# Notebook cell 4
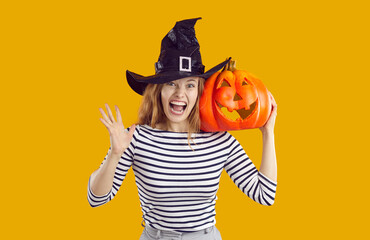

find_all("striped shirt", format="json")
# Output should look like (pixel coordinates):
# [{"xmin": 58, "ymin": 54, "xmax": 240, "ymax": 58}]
[{"xmin": 87, "ymin": 124, "xmax": 277, "ymax": 232}]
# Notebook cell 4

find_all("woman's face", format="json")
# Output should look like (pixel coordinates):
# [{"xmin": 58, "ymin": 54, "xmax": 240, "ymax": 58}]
[{"xmin": 161, "ymin": 77, "xmax": 200, "ymax": 128}]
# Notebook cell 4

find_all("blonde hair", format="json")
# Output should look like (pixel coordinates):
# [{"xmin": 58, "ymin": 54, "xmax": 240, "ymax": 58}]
[{"xmin": 137, "ymin": 77, "xmax": 205, "ymax": 148}]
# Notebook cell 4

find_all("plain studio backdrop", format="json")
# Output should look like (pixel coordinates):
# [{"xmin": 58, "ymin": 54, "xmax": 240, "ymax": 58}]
[{"xmin": 1, "ymin": 0, "xmax": 369, "ymax": 239}]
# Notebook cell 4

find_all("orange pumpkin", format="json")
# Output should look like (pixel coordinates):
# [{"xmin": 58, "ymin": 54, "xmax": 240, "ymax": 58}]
[{"xmin": 199, "ymin": 59, "xmax": 271, "ymax": 131}]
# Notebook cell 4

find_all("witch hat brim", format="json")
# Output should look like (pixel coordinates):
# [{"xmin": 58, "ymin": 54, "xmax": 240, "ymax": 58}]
[{"xmin": 127, "ymin": 57, "xmax": 231, "ymax": 95}]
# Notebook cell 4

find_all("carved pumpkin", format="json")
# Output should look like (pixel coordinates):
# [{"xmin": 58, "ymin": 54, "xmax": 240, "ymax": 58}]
[{"xmin": 199, "ymin": 59, "xmax": 271, "ymax": 131}]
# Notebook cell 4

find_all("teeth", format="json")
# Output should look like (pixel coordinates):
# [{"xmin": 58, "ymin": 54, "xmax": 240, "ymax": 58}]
[{"xmin": 170, "ymin": 101, "xmax": 186, "ymax": 106}]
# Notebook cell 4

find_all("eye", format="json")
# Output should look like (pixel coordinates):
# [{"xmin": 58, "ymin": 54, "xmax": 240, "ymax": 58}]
[
  {"xmin": 167, "ymin": 82, "xmax": 175, "ymax": 86},
  {"xmin": 242, "ymin": 78, "xmax": 248, "ymax": 86},
  {"xmin": 187, "ymin": 83, "xmax": 195, "ymax": 88}
]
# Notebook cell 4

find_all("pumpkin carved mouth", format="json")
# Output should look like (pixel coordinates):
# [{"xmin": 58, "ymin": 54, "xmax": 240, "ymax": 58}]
[{"xmin": 216, "ymin": 101, "xmax": 257, "ymax": 121}]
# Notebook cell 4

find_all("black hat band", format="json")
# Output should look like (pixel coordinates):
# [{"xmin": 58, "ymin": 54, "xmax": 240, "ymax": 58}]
[{"xmin": 155, "ymin": 56, "xmax": 205, "ymax": 75}]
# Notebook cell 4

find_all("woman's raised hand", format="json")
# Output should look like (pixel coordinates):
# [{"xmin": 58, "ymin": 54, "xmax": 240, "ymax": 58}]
[
  {"xmin": 259, "ymin": 91, "xmax": 277, "ymax": 134},
  {"xmin": 99, "ymin": 104, "xmax": 136, "ymax": 156}
]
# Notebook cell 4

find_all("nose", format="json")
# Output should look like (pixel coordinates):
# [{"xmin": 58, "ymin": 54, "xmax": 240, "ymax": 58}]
[{"xmin": 174, "ymin": 85, "xmax": 186, "ymax": 98}]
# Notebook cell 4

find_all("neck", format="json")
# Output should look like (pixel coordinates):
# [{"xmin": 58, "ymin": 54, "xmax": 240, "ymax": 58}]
[{"xmin": 158, "ymin": 121, "xmax": 189, "ymax": 132}]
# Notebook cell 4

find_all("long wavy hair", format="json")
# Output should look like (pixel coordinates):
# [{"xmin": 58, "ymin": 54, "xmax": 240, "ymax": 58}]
[{"xmin": 136, "ymin": 77, "xmax": 205, "ymax": 148}]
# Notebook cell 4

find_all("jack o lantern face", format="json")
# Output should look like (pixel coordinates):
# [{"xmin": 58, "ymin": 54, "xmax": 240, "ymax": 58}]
[
  {"xmin": 199, "ymin": 68, "xmax": 271, "ymax": 131},
  {"xmin": 214, "ymin": 76, "xmax": 258, "ymax": 121}
]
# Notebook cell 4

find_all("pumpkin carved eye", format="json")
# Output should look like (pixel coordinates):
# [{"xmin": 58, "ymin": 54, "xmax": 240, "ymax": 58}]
[
  {"xmin": 219, "ymin": 80, "xmax": 231, "ymax": 88},
  {"xmin": 242, "ymin": 79, "xmax": 248, "ymax": 86}
]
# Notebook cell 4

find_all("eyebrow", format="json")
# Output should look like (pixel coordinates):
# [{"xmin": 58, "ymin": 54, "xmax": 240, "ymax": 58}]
[{"xmin": 186, "ymin": 79, "xmax": 197, "ymax": 82}]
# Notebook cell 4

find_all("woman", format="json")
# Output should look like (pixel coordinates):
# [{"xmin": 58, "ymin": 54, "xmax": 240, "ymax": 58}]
[{"xmin": 87, "ymin": 18, "xmax": 277, "ymax": 239}]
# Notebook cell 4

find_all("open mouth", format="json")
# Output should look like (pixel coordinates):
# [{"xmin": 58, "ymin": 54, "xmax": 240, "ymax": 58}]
[
  {"xmin": 170, "ymin": 101, "xmax": 187, "ymax": 114},
  {"xmin": 216, "ymin": 101, "xmax": 257, "ymax": 121}
]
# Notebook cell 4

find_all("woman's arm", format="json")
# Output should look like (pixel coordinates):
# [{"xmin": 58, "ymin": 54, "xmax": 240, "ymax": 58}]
[
  {"xmin": 87, "ymin": 104, "xmax": 136, "ymax": 207},
  {"xmin": 259, "ymin": 92, "xmax": 277, "ymax": 182},
  {"xmin": 224, "ymin": 136, "xmax": 276, "ymax": 206},
  {"xmin": 87, "ymin": 147, "xmax": 134, "ymax": 207},
  {"xmin": 90, "ymin": 151, "xmax": 121, "ymax": 196},
  {"xmin": 259, "ymin": 131, "xmax": 277, "ymax": 182}
]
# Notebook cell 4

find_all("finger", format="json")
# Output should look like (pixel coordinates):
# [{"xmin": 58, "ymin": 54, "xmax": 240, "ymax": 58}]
[
  {"xmin": 99, "ymin": 117, "xmax": 111, "ymax": 129},
  {"xmin": 269, "ymin": 92, "xmax": 277, "ymax": 106},
  {"xmin": 266, "ymin": 92, "xmax": 277, "ymax": 116},
  {"xmin": 99, "ymin": 107, "xmax": 112, "ymax": 125},
  {"xmin": 269, "ymin": 102, "xmax": 276, "ymax": 115},
  {"xmin": 115, "ymin": 105, "xmax": 123, "ymax": 124},
  {"xmin": 105, "ymin": 103, "xmax": 115, "ymax": 123},
  {"xmin": 267, "ymin": 92, "xmax": 277, "ymax": 113},
  {"xmin": 127, "ymin": 124, "xmax": 136, "ymax": 139}
]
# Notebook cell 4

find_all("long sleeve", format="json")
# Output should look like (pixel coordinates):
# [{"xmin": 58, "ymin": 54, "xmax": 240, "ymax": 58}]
[
  {"xmin": 87, "ymin": 126, "xmax": 139, "ymax": 207},
  {"xmin": 224, "ymin": 134, "xmax": 277, "ymax": 206}
]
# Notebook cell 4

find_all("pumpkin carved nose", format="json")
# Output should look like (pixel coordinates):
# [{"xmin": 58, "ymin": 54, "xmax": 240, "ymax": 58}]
[{"xmin": 233, "ymin": 93, "xmax": 242, "ymax": 101}]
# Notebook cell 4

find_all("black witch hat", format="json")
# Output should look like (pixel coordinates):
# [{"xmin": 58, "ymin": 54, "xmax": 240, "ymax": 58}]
[{"xmin": 126, "ymin": 17, "xmax": 231, "ymax": 95}]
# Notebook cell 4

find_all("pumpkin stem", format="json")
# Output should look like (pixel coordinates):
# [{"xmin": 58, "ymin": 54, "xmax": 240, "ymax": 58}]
[{"xmin": 222, "ymin": 58, "xmax": 237, "ymax": 72}]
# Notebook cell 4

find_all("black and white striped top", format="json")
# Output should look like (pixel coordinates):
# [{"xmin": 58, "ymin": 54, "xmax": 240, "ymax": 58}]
[{"xmin": 87, "ymin": 124, "xmax": 277, "ymax": 232}]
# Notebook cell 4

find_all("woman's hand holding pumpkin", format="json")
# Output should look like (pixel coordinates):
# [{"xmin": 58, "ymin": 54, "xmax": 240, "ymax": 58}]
[
  {"xmin": 99, "ymin": 104, "xmax": 136, "ymax": 157},
  {"xmin": 259, "ymin": 92, "xmax": 277, "ymax": 134}
]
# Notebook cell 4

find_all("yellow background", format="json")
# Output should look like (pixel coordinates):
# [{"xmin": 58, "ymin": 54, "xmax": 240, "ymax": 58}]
[{"xmin": 1, "ymin": 0, "xmax": 369, "ymax": 239}]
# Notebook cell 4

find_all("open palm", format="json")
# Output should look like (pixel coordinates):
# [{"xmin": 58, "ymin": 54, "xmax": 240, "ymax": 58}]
[{"xmin": 99, "ymin": 104, "xmax": 136, "ymax": 156}]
